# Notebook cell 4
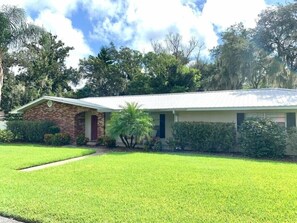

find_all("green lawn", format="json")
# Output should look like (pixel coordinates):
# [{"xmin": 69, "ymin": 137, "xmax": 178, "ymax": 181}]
[{"xmin": 0, "ymin": 144, "xmax": 297, "ymax": 222}]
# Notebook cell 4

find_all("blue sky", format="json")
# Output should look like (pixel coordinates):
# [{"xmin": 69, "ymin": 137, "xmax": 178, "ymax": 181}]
[{"xmin": 1, "ymin": 0, "xmax": 292, "ymax": 67}]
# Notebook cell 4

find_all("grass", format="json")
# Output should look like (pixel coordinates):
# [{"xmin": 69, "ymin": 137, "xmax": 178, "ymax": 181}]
[{"xmin": 0, "ymin": 144, "xmax": 297, "ymax": 222}]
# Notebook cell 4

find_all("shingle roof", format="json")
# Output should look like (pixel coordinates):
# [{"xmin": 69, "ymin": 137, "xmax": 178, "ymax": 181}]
[
  {"xmin": 80, "ymin": 88, "xmax": 297, "ymax": 111},
  {"xmin": 11, "ymin": 88, "xmax": 297, "ymax": 113}
]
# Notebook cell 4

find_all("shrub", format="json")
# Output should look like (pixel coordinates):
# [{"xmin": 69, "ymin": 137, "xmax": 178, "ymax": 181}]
[
  {"xmin": 172, "ymin": 122, "xmax": 236, "ymax": 152},
  {"xmin": 102, "ymin": 136, "xmax": 116, "ymax": 148},
  {"xmin": 165, "ymin": 137, "xmax": 179, "ymax": 151},
  {"xmin": 48, "ymin": 126, "xmax": 60, "ymax": 134},
  {"xmin": 52, "ymin": 133, "xmax": 71, "ymax": 146},
  {"xmin": 287, "ymin": 128, "xmax": 297, "ymax": 154},
  {"xmin": 44, "ymin": 133, "xmax": 71, "ymax": 146},
  {"xmin": 97, "ymin": 137, "xmax": 104, "ymax": 146},
  {"xmin": 7, "ymin": 120, "xmax": 59, "ymax": 143},
  {"xmin": 44, "ymin": 134, "xmax": 54, "ymax": 145},
  {"xmin": 76, "ymin": 134, "xmax": 89, "ymax": 146},
  {"xmin": 239, "ymin": 118, "xmax": 286, "ymax": 158},
  {"xmin": 0, "ymin": 130, "xmax": 14, "ymax": 143},
  {"xmin": 144, "ymin": 137, "xmax": 163, "ymax": 151},
  {"xmin": 4, "ymin": 113, "xmax": 23, "ymax": 121}
]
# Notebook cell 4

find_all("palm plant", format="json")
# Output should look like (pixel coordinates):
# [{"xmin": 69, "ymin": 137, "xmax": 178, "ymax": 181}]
[
  {"xmin": 107, "ymin": 102, "xmax": 153, "ymax": 149},
  {"xmin": 0, "ymin": 5, "xmax": 43, "ymax": 108}
]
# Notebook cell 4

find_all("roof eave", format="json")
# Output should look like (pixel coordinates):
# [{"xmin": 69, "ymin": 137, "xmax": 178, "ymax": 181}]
[{"xmin": 11, "ymin": 96, "xmax": 113, "ymax": 114}]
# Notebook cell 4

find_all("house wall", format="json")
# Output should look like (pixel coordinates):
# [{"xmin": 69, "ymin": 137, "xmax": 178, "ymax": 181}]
[
  {"xmin": 177, "ymin": 111, "xmax": 236, "ymax": 123},
  {"xmin": 23, "ymin": 101, "xmax": 104, "ymax": 142},
  {"xmin": 149, "ymin": 112, "xmax": 174, "ymax": 138}
]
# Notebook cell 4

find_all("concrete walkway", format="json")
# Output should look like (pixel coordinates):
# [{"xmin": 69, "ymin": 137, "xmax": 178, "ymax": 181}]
[
  {"xmin": 20, "ymin": 148, "xmax": 107, "ymax": 172},
  {"xmin": 0, "ymin": 216, "xmax": 23, "ymax": 223}
]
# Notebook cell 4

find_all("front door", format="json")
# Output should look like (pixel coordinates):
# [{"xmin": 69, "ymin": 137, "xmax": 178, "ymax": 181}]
[{"xmin": 91, "ymin": 115, "xmax": 98, "ymax": 141}]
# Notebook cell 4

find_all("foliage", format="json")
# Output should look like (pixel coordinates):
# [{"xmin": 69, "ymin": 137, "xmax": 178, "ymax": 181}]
[
  {"xmin": 140, "ymin": 52, "xmax": 201, "ymax": 94},
  {"xmin": 208, "ymin": 23, "xmax": 254, "ymax": 90},
  {"xmin": 4, "ymin": 112, "xmax": 22, "ymax": 121},
  {"xmin": 44, "ymin": 133, "xmax": 71, "ymax": 146},
  {"xmin": 198, "ymin": 2, "xmax": 297, "ymax": 91},
  {"xmin": 0, "ymin": 5, "xmax": 43, "ymax": 107},
  {"xmin": 253, "ymin": 2, "xmax": 297, "ymax": 88},
  {"xmin": 44, "ymin": 134, "xmax": 54, "ymax": 145},
  {"xmin": 151, "ymin": 32, "xmax": 203, "ymax": 64},
  {"xmin": 96, "ymin": 137, "xmax": 104, "ymax": 146},
  {"xmin": 78, "ymin": 43, "xmax": 143, "ymax": 97},
  {"xmin": 7, "ymin": 120, "xmax": 58, "ymax": 142},
  {"xmin": 1, "ymin": 145, "xmax": 297, "ymax": 222},
  {"xmin": 143, "ymin": 136, "xmax": 163, "ymax": 151},
  {"xmin": 76, "ymin": 134, "xmax": 89, "ymax": 146},
  {"xmin": 101, "ymin": 136, "xmax": 116, "ymax": 148},
  {"xmin": 0, "ymin": 129, "xmax": 14, "ymax": 142},
  {"xmin": 15, "ymin": 32, "xmax": 79, "ymax": 104},
  {"xmin": 172, "ymin": 122, "xmax": 236, "ymax": 152},
  {"xmin": 52, "ymin": 133, "xmax": 71, "ymax": 146},
  {"xmin": 239, "ymin": 118, "xmax": 287, "ymax": 158},
  {"xmin": 286, "ymin": 128, "xmax": 297, "ymax": 154},
  {"xmin": 107, "ymin": 102, "xmax": 153, "ymax": 149},
  {"xmin": 78, "ymin": 43, "xmax": 201, "ymax": 97},
  {"xmin": 165, "ymin": 137, "xmax": 177, "ymax": 151}
]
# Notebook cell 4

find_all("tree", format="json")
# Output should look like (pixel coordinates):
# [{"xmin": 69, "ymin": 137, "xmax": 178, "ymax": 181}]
[
  {"xmin": 107, "ymin": 102, "xmax": 153, "ymax": 149},
  {"xmin": 0, "ymin": 5, "xmax": 42, "ymax": 108},
  {"xmin": 142, "ymin": 52, "xmax": 201, "ymax": 93},
  {"xmin": 254, "ymin": 2, "xmax": 297, "ymax": 71},
  {"xmin": 209, "ymin": 23, "xmax": 252, "ymax": 90},
  {"xmin": 15, "ymin": 32, "xmax": 79, "ymax": 104},
  {"xmin": 1, "ymin": 54, "xmax": 24, "ymax": 112},
  {"xmin": 151, "ymin": 32, "xmax": 203, "ymax": 64},
  {"xmin": 253, "ymin": 2, "xmax": 297, "ymax": 88},
  {"xmin": 78, "ymin": 43, "xmax": 143, "ymax": 97}
]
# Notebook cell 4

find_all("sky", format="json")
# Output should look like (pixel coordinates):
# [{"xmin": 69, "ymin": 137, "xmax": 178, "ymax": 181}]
[{"xmin": 0, "ymin": 0, "xmax": 292, "ymax": 68}]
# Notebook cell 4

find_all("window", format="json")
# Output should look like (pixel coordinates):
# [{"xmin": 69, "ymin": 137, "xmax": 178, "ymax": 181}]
[
  {"xmin": 245, "ymin": 112, "xmax": 286, "ymax": 127},
  {"xmin": 237, "ymin": 113, "xmax": 245, "ymax": 129},
  {"xmin": 265, "ymin": 113, "xmax": 285, "ymax": 126},
  {"xmin": 287, "ymin": 113, "xmax": 296, "ymax": 128}
]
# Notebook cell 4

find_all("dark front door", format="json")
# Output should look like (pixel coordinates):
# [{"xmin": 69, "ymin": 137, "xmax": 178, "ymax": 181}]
[{"xmin": 91, "ymin": 115, "xmax": 98, "ymax": 141}]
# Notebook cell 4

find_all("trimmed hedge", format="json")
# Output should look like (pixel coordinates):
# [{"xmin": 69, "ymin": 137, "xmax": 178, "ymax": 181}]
[
  {"xmin": 239, "ymin": 118, "xmax": 286, "ymax": 158},
  {"xmin": 7, "ymin": 120, "xmax": 60, "ymax": 143},
  {"xmin": 172, "ymin": 122, "xmax": 236, "ymax": 152},
  {"xmin": 44, "ymin": 133, "xmax": 71, "ymax": 146}
]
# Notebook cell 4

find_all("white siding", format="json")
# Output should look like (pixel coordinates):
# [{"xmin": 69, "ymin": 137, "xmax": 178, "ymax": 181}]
[{"xmin": 178, "ymin": 111, "xmax": 236, "ymax": 123}]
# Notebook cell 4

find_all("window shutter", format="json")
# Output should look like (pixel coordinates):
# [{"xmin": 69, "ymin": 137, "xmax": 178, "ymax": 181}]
[
  {"xmin": 159, "ymin": 114, "xmax": 165, "ymax": 138},
  {"xmin": 237, "ymin": 113, "xmax": 245, "ymax": 129},
  {"xmin": 286, "ymin": 113, "xmax": 296, "ymax": 128}
]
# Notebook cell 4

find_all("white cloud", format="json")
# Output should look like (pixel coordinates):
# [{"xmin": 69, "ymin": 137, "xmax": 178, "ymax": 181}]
[
  {"xmin": 202, "ymin": 0, "xmax": 267, "ymax": 30},
  {"xmin": 34, "ymin": 10, "xmax": 92, "ymax": 68},
  {"xmin": 87, "ymin": 0, "xmax": 268, "ymax": 58},
  {"xmin": 1, "ymin": 0, "xmax": 271, "ymax": 64}
]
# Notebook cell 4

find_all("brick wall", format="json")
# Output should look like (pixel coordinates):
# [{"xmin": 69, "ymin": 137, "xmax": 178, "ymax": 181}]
[{"xmin": 23, "ymin": 101, "xmax": 105, "ymax": 142}]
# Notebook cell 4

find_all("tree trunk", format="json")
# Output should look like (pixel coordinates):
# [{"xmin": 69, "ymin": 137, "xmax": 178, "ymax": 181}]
[
  {"xmin": 120, "ymin": 134, "xmax": 128, "ymax": 148},
  {"xmin": 0, "ymin": 55, "xmax": 3, "ymax": 109}
]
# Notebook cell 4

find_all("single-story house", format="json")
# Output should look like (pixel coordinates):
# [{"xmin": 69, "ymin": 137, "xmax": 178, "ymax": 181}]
[{"xmin": 11, "ymin": 88, "xmax": 297, "ymax": 154}]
